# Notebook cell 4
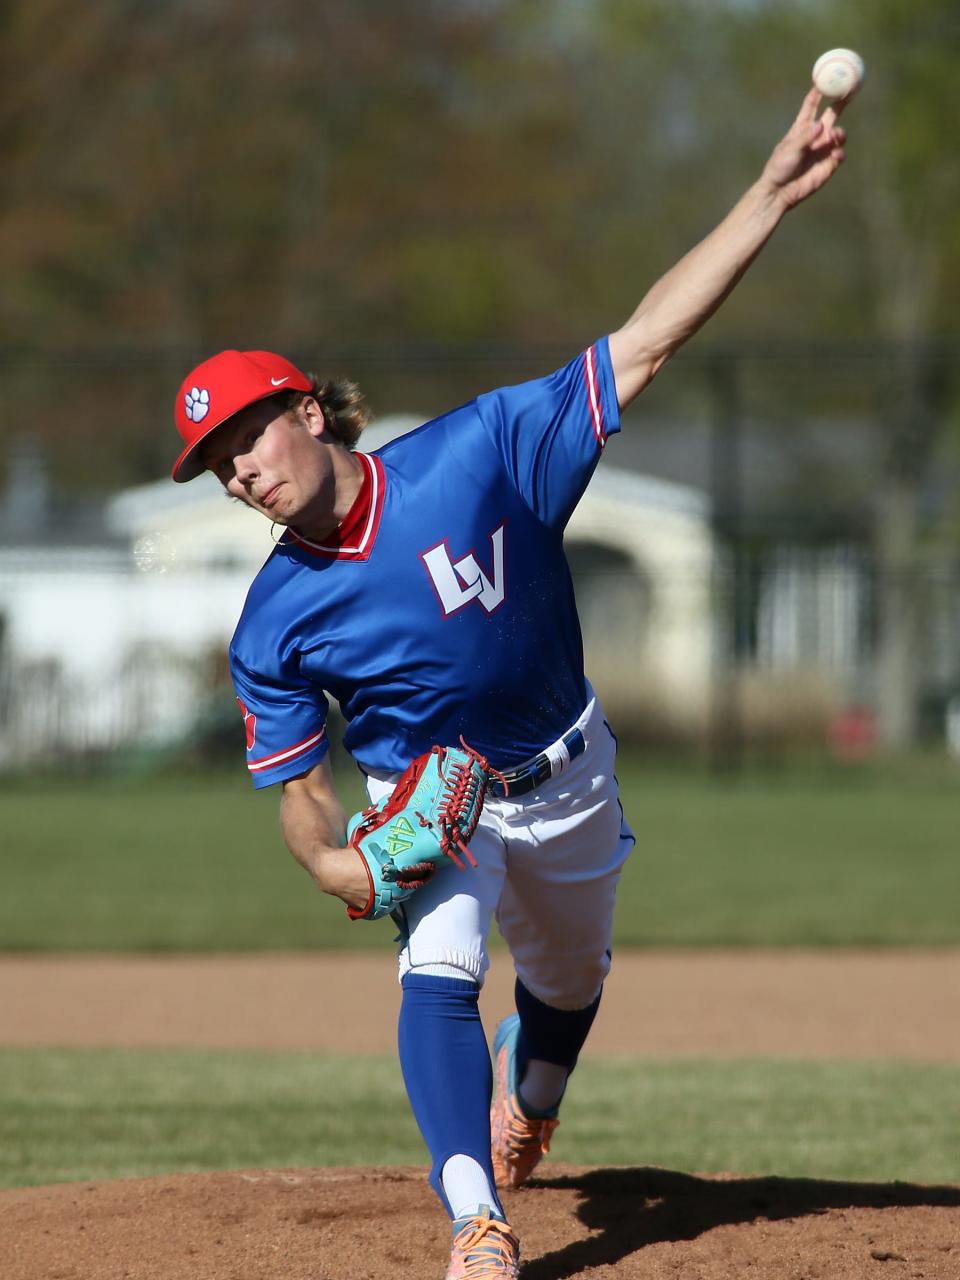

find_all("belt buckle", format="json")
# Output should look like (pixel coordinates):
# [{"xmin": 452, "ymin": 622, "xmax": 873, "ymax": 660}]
[
  {"xmin": 493, "ymin": 735, "xmax": 576, "ymax": 799},
  {"xmin": 492, "ymin": 752, "xmax": 547, "ymax": 798},
  {"xmin": 532, "ymin": 754, "xmax": 552, "ymax": 788},
  {"xmin": 490, "ymin": 767, "xmax": 518, "ymax": 798}
]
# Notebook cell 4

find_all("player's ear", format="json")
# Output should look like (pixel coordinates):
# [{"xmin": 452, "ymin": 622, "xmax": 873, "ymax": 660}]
[{"xmin": 299, "ymin": 396, "xmax": 329, "ymax": 441}]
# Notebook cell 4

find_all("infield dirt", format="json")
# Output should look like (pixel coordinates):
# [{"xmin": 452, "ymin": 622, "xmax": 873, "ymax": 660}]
[
  {"xmin": 4, "ymin": 949, "xmax": 959, "ymax": 1278},
  {"xmin": 5, "ymin": 948, "xmax": 960, "ymax": 1058},
  {"xmin": 4, "ymin": 1165, "xmax": 960, "ymax": 1280}
]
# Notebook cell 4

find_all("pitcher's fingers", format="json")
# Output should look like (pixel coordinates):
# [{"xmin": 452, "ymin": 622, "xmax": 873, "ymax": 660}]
[
  {"xmin": 799, "ymin": 86, "xmax": 823, "ymax": 125},
  {"xmin": 800, "ymin": 87, "xmax": 823, "ymax": 118},
  {"xmin": 810, "ymin": 121, "xmax": 846, "ymax": 154},
  {"xmin": 819, "ymin": 97, "xmax": 848, "ymax": 130}
]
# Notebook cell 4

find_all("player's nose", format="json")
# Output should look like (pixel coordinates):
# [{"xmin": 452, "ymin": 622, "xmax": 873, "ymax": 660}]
[{"xmin": 234, "ymin": 451, "xmax": 259, "ymax": 484}]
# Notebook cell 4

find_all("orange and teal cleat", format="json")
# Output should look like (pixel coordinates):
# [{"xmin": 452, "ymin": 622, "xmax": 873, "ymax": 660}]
[
  {"xmin": 445, "ymin": 1205, "xmax": 520, "ymax": 1279},
  {"xmin": 490, "ymin": 1014, "xmax": 559, "ymax": 1189}
]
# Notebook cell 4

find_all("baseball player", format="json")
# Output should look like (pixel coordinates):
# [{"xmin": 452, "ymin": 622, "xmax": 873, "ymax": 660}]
[{"xmin": 171, "ymin": 92, "xmax": 846, "ymax": 1279}]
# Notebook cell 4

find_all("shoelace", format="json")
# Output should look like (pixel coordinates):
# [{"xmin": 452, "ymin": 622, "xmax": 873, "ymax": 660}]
[
  {"xmin": 502, "ymin": 1093, "xmax": 559, "ymax": 1160},
  {"xmin": 451, "ymin": 1216, "xmax": 519, "ymax": 1278}
]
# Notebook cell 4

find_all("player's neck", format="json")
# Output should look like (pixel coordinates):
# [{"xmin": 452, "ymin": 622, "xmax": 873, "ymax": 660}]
[{"xmin": 294, "ymin": 448, "xmax": 365, "ymax": 543}]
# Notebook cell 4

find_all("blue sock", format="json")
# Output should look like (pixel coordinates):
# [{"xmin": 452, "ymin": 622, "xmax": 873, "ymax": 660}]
[
  {"xmin": 398, "ymin": 973, "xmax": 503, "ymax": 1218},
  {"xmin": 515, "ymin": 977, "xmax": 602, "ymax": 1080}
]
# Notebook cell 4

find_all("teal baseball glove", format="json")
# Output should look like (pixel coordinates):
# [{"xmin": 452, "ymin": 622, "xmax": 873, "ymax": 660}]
[{"xmin": 346, "ymin": 740, "xmax": 502, "ymax": 921}]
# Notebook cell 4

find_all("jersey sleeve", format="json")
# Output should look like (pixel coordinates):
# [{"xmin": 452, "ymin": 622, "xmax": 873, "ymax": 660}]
[
  {"xmin": 473, "ymin": 336, "xmax": 621, "ymax": 530},
  {"xmin": 230, "ymin": 648, "xmax": 330, "ymax": 790}
]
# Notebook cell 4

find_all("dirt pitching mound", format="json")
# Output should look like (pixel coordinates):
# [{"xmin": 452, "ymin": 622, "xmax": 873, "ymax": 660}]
[{"xmin": 4, "ymin": 1165, "xmax": 959, "ymax": 1280}]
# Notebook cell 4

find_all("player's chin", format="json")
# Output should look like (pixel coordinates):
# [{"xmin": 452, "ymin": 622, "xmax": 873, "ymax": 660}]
[
  {"xmin": 261, "ymin": 509, "xmax": 293, "ymax": 527},
  {"xmin": 254, "ymin": 492, "xmax": 297, "ymax": 525}
]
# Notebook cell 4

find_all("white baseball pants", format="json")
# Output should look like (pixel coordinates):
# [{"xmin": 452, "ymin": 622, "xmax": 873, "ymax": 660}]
[{"xmin": 364, "ymin": 691, "xmax": 635, "ymax": 1011}]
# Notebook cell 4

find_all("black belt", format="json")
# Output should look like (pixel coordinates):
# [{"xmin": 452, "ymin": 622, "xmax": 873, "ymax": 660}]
[{"xmin": 489, "ymin": 727, "xmax": 586, "ymax": 799}]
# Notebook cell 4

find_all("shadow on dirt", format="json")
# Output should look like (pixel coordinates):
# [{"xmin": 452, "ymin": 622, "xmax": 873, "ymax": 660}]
[{"xmin": 520, "ymin": 1167, "xmax": 960, "ymax": 1280}]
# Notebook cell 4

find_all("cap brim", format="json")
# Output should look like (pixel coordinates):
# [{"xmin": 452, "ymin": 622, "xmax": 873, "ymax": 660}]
[{"xmin": 171, "ymin": 431, "xmax": 215, "ymax": 483}]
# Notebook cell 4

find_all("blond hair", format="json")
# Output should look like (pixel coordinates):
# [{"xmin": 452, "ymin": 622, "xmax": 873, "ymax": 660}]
[{"xmin": 274, "ymin": 375, "xmax": 369, "ymax": 450}]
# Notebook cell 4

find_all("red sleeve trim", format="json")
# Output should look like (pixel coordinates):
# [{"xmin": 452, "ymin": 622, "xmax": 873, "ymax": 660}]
[
  {"xmin": 582, "ymin": 345, "xmax": 606, "ymax": 449},
  {"xmin": 247, "ymin": 727, "xmax": 327, "ymax": 773}
]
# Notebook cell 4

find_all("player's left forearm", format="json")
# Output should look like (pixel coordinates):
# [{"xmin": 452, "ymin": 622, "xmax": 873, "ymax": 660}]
[{"xmin": 608, "ymin": 176, "xmax": 786, "ymax": 409}]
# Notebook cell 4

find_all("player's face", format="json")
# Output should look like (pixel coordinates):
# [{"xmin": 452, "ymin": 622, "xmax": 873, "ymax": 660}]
[{"xmin": 202, "ymin": 398, "xmax": 339, "ymax": 535}]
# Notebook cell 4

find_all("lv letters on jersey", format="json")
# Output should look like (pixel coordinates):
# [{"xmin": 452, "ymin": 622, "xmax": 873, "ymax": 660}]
[{"xmin": 420, "ymin": 523, "xmax": 506, "ymax": 617}]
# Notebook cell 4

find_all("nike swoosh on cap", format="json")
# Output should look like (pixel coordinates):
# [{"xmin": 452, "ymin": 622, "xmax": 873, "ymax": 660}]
[{"xmin": 271, "ymin": 376, "xmax": 289, "ymax": 386}]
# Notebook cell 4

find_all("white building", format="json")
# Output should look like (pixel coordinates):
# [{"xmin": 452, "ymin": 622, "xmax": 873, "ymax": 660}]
[{"xmin": 0, "ymin": 417, "xmax": 714, "ymax": 761}]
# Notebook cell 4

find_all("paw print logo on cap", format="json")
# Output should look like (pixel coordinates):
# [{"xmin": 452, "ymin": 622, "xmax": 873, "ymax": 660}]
[{"xmin": 184, "ymin": 387, "xmax": 210, "ymax": 423}]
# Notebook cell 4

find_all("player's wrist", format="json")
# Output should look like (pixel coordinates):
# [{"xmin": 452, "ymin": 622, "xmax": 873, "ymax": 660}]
[
  {"xmin": 749, "ymin": 173, "xmax": 791, "ymax": 220},
  {"xmin": 312, "ymin": 843, "xmax": 372, "ymax": 910}
]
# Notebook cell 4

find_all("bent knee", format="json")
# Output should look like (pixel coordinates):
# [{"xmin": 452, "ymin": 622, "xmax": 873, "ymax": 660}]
[{"xmin": 515, "ymin": 947, "xmax": 612, "ymax": 1011}]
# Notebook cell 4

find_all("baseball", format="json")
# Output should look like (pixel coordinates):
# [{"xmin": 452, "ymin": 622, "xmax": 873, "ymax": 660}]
[{"xmin": 812, "ymin": 48, "xmax": 865, "ymax": 100}]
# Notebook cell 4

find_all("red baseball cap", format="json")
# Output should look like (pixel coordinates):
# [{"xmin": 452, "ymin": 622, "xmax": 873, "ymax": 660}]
[{"xmin": 171, "ymin": 349, "xmax": 313, "ymax": 482}]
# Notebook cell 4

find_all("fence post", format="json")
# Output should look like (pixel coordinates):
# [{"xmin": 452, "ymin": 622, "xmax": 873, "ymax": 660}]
[
  {"xmin": 709, "ymin": 352, "xmax": 744, "ymax": 772},
  {"xmin": 875, "ymin": 343, "xmax": 946, "ymax": 749}
]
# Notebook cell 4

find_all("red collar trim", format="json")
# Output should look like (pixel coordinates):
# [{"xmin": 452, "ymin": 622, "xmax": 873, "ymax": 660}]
[{"xmin": 285, "ymin": 453, "xmax": 385, "ymax": 562}]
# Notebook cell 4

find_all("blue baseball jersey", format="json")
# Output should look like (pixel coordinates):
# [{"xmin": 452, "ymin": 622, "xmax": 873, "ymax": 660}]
[{"xmin": 230, "ymin": 338, "xmax": 621, "ymax": 788}]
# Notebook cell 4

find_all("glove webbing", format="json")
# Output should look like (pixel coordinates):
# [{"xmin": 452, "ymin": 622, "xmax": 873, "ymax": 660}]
[{"xmin": 426, "ymin": 738, "xmax": 506, "ymax": 867}]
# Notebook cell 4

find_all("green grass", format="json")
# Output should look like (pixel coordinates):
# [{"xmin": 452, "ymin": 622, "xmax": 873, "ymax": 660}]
[
  {"xmin": 613, "ymin": 757, "xmax": 960, "ymax": 946},
  {"xmin": 1, "ymin": 1047, "xmax": 957, "ymax": 1190},
  {"xmin": 1, "ymin": 756, "xmax": 959, "ymax": 949}
]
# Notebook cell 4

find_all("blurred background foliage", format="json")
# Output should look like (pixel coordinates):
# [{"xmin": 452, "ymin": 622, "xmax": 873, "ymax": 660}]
[{"xmin": 1, "ymin": 0, "xmax": 959, "ymax": 488}]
